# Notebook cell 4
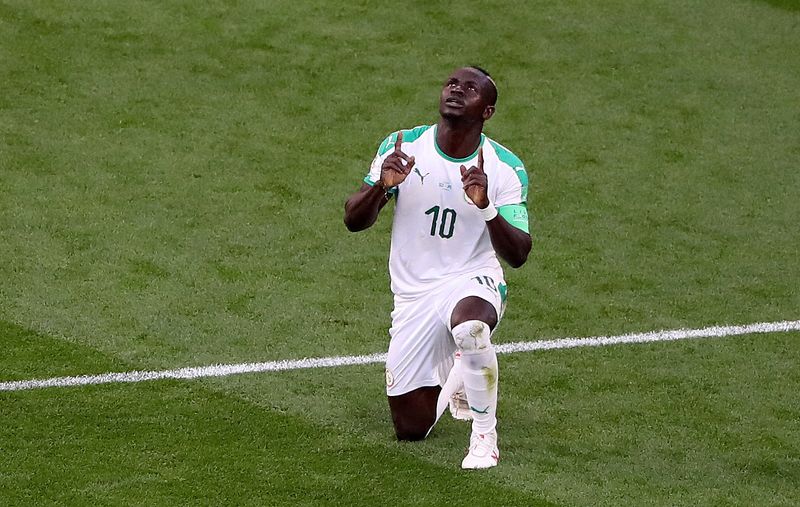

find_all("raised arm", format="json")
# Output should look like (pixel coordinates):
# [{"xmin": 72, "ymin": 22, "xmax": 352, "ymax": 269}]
[
  {"xmin": 483, "ymin": 209, "xmax": 532, "ymax": 268},
  {"xmin": 344, "ymin": 182, "xmax": 392, "ymax": 232},
  {"xmin": 460, "ymin": 148, "xmax": 531, "ymax": 268},
  {"xmin": 344, "ymin": 132, "xmax": 415, "ymax": 232}
]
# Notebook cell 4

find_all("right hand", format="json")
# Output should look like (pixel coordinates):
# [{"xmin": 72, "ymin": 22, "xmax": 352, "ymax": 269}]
[{"xmin": 380, "ymin": 131, "xmax": 415, "ymax": 188}]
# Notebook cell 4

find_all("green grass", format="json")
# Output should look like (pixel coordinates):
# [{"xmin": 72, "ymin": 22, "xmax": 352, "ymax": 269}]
[{"xmin": 1, "ymin": 0, "xmax": 799, "ymax": 505}]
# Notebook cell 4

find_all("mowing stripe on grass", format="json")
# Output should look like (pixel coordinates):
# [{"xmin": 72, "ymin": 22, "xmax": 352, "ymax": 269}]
[{"xmin": 2, "ymin": 320, "xmax": 798, "ymax": 392}]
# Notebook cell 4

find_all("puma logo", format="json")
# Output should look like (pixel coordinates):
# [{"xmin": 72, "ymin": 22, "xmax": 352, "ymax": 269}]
[{"xmin": 413, "ymin": 168, "xmax": 430, "ymax": 184}]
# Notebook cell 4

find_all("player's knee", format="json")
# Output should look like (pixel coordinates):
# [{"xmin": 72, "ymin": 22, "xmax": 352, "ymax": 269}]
[
  {"xmin": 452, "ymin": 320, "xmax": 492, "ymax": 354},
  {"xmin": 393, "ymin": 421, "xmax": 429, "ymax": 442}
]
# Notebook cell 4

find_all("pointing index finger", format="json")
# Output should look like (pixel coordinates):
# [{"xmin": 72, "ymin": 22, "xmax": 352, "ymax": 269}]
[
  {"xmin": 394, "ymin": 131, "xmax": 404, "ymax": 153},
  {"xmin": 477, "ymin": 147, "xmax": 484, "ymax": 173}
]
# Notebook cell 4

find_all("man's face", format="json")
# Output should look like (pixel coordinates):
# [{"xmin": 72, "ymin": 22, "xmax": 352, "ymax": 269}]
[{"xmin": 439, "ymin": 67, "xmax": 495, "ymax": 122}]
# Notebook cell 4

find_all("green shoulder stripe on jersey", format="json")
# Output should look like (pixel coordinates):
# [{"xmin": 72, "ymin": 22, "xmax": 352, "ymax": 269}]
[
  {"xmin": 488, "ymin": 139, "xmax": 523, "ymax": 168},
  {"xmin": 363, "ymin": 176, "xmax": 398, "ymax": 195},
  {"xmin": 488, "ymin": 139, "xmax": 528, "ymax": 203},
  {"xmin": 377, "ymin": 125, "xmax": 432, "ymax": 156},
  {"xmin": 498, "ymin": 203, "xmax": 529, "ymax": 233}
]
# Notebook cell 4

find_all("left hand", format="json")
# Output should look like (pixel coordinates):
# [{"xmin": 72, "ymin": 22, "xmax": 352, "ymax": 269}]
[{"xmin": 460, "ymin": 148, "xmax": 489, "ymax": 209}]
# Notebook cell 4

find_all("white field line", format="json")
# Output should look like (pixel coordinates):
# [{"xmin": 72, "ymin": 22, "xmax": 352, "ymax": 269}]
[{"xmin": 1, "ymin": 320, "xmax": 798, "ymax": 392}]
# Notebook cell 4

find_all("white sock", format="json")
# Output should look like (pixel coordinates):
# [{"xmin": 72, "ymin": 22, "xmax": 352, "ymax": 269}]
[
  {"xmin": 452, "ymin": 321, "xmax": 498, "ymax": 435},
  {"xmin": 426, "ymin": 353, "xmax": 463, "ymax": 437}
]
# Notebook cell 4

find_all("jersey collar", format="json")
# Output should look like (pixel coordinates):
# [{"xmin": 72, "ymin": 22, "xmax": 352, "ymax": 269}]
[{"xmin": 433, "ymin": 126, "xmax": 486, "ymax": 163}]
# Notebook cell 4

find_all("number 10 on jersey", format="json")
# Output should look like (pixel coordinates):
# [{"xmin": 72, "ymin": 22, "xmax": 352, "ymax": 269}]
[{"xmin": 425, "ymin": 206, "xmax": 457, "ymax": 239}]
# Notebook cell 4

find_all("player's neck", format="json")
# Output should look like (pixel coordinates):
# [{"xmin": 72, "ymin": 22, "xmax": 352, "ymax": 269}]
[{"xmin": 436, "ymin": 118, "xmax": 483, "ymax": 160}]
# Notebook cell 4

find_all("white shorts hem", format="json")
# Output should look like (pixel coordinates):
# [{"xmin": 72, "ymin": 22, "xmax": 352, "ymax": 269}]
[{"xmin": 386, "ymin": 379, "xmax": 442, "ymax": 397}]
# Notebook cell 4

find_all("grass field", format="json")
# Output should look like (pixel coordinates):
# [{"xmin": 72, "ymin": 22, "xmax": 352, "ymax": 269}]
[{"xmin": 1, "ymin": 0, "xmax": 799, "ymax": 505}]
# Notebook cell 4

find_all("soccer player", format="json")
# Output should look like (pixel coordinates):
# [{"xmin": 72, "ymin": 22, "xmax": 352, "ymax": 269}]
[{"xmin": 344, "ymin": 66, "xmax": 531, "ymax": 469}]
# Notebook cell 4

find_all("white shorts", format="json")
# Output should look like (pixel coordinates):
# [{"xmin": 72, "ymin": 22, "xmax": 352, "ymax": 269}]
[{"xmin": 385, "ymin": 269, "xmax": 507, "ymax": 396}]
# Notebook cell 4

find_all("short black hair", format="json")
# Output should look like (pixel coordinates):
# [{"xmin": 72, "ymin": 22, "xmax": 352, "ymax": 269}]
[{"xmin": 468, "ymin": 65, "xmax": 498, "ymax": 106}]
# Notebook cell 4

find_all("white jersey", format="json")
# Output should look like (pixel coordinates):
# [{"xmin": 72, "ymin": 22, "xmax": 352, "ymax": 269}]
[{"xmin": 365, "ymin": 125, "xmax": 529, "ymax": 298}]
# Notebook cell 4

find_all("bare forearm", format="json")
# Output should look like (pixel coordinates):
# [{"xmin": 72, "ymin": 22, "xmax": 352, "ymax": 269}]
[
  {"xmin": 344, "ymin": 184, "xmax": 389, "ymax": 232},
  {"xmin": 486, "ymin": 217, "xmax": 531, "ymax": 268}
]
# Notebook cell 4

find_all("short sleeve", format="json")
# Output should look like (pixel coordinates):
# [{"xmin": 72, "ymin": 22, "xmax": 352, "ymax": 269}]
[
  {"xmin": 488, "ymin": 139, "xmax": 528, "ymax": 207},
  {"xmin": 494, "ymin": 163, "xmax": 528, "ymax": 207},
  {"xmin": 364, "ymin": 131, "xmax": 401, "ymax": 194}
]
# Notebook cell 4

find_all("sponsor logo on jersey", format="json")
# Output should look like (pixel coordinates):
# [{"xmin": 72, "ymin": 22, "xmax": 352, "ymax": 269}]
[
  {"xmin": 439, "ymin": 181, "xmax": 452, "ymax": 191},
  {"xmin": 385, "ymin": 368, "xmax": 395, "ymax": 388},
  {"xmin": 413, "ymin": 168, "xmax": 429, "ymax": 185}
]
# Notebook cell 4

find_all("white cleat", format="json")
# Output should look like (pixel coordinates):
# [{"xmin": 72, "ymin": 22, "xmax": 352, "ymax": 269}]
[
  {"xmin": 448, "ymin": 389, "xmax": 473, "ymax": 421},
  {"xmin": 461, "ymin": 430, "xmax": 499, "ymax": 469}
]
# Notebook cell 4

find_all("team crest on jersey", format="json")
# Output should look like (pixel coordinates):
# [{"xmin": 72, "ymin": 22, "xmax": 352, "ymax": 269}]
[
  {"xmin": 385, "ymin": 368, "xmax": 395, "ymax": 388},
  {"xmin": 439, "ymin": 182, "xmax": 452, "ymax": 191}
]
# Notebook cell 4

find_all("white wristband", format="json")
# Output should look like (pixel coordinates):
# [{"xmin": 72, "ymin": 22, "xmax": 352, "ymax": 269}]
[{"xmin": 478, "ymin": 202, "xmax": 498, "ymax": 221}]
